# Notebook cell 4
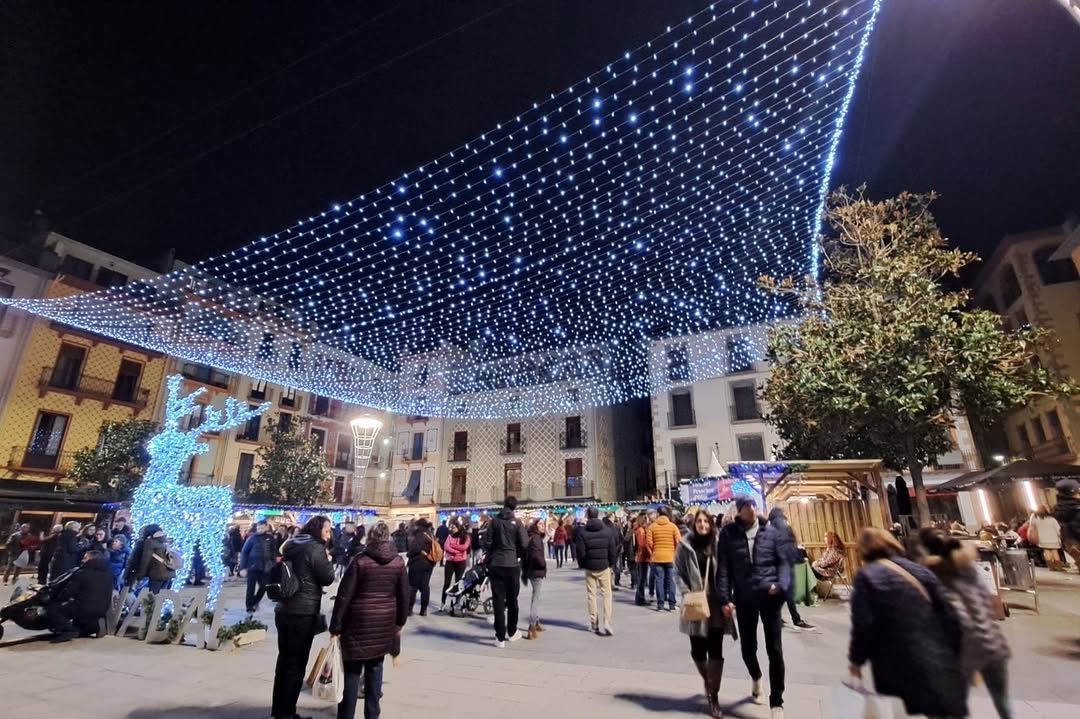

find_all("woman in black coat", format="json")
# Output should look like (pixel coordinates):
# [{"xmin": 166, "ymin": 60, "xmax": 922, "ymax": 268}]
[
  {"xmin": 406, "ymin": 520, "xmax": 435, "ymax": 616},
  {"xmin": 848, "ymin": 528, "xmax": 967, "ymax": 718},
  {"xmin": 271, "ymin": 515, "xmax": 336, "ymax": 719},
  {"xmin": 330, "ymin": 522, "xmax": 409, "ymax": 719},
  {"xmin": 523, "ymin": 518, "xmax": 547, "ymax": 639},
  {"xmin": 49, "ymin": 522, "xmax": 82, "ymax": 579}
]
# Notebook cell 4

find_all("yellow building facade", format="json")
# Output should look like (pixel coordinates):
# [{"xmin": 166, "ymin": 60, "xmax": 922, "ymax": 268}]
[{"xmin": 0, "ymin": 275, "xmax": 168, "ymax": 486}]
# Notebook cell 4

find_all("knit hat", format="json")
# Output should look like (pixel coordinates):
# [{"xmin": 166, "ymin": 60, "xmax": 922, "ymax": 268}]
[{"xmin": 1055, "ymin": 478, "xmax": 1080, "ymax": 497}]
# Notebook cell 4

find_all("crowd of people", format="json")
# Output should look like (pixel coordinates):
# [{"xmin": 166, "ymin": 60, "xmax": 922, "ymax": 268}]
[{"xmin": 4, "ymin": 480, "xmax": 1079, "ymax": 719}]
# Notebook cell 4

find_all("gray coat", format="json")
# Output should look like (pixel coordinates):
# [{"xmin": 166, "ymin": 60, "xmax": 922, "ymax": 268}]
[{"xmin": 674, "ymin": 535, "xmax": 729, "ymax": 637}]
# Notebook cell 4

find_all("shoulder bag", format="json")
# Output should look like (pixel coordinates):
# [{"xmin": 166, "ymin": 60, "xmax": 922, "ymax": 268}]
[{"xmin": 681, "ymin": 556, "xmax": 712, "ymax": 622}]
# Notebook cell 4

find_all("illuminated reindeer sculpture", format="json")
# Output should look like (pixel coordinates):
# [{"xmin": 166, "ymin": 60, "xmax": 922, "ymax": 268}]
[{"xmin": 130, "ymin": 374, "xmax": 270, "ymax": 605}]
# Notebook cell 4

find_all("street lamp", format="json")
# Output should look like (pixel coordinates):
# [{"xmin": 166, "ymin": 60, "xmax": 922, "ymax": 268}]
[{"xmin": 350, "ymin": 416, "xmax": 383, "ymax": 503}]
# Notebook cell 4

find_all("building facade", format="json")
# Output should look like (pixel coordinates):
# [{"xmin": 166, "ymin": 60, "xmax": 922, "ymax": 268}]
[{"xmin": 974, "ymin": 224, "xmax": 1080, "ymax": 465}]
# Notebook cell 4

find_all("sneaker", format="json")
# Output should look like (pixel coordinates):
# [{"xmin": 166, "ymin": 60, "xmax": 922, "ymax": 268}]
[
  {"xmin": 592, "ymin": 624, "xmax": 601, "ymax": 635},
  {"xmin": 770, "ymin": 708, "xmax": 784, "ymax": 719},
  {"xmin": 507, "ymin": 631, "xmax": 521, "ymax": 642},
  {"xmin": 602, "ymin": 624, "xmax": 614, "ymax": 637},
  {"xmin": 494, "ymin": 639, "xmax": 506, "ymax": 649},
  {"xmin": 794, "ymin": 619, "xmax": 816, "ymax": 631},
  {"xmin": 751, "ymin": 678, "xmax": 764, "ymax": 703}
]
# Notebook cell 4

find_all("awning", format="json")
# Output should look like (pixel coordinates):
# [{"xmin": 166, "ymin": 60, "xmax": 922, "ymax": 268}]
[{"xmin": 928, "ymin": 460, "xmax": 1080, "ymax": 493}]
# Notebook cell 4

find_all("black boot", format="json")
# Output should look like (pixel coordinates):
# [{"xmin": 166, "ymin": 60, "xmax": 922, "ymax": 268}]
[
  {"xmin": 693, "ymin": 660, "xmax": 712, "ymax": 715},
  {"xmin": 707, "ymin": 659, "xmax": 725, "ymax": 718}
]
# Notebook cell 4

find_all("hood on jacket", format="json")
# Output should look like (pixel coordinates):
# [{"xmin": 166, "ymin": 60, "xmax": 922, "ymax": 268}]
[
  {"xmin": 141, "ymin": 523, "xmax": 163, "ymax": 540},
  {"xmin": 282, "ymin": 533, "xmax": 317, "ymax": 559},
  {"xmin": 364, "ymin": 540, "xmax": 399, "ymax": 565},
  {"xmin": 497, "ymin": 508, "xmax": 515, "ymax": 521},
  {"xmin": 584, "ymin": 518, "xmax": 606, "ymax": 532},
  {"xmin": 654, "ymin": 516, "xmax": 673, "ymax": 527}
]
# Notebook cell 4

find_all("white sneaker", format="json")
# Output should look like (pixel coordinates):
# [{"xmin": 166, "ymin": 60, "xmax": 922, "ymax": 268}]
[
  {"xmin": 494, "ymin": 639, "xmax": 506, "ymax": 649},
  {"xmin": 602, "ymin": 624, "xmax": 614, "ymax": 636},
  {"xmin": 770, "ymin": 707, "xmax": 784, "ymax": 719},
  {"xmin": 507, "ymin": 630, "xmax": 521, "ymax": 642},
  {"xmin": 751, "ymin": 678, "xmax": 764, "ymax": 703}
]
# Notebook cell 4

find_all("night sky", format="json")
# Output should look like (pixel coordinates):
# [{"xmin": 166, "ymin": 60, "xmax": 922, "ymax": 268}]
[{"xmin": 2, "ymin": 0, "xmax": 1079, "ymax": 270}]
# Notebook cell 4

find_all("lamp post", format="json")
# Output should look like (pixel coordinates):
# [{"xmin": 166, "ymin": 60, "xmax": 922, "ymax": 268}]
[{"xmin": 350, "ymin": 416, "xmax": 382, "ymax": 504}]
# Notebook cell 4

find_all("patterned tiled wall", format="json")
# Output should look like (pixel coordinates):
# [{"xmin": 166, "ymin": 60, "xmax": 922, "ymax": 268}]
[{"xmin": 0, "ymin": 279, "xmax": 168, "ymax": 483}]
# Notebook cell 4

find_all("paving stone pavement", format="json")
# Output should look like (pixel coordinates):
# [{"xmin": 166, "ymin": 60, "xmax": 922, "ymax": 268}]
[{"xmin": 1, "ymin": 563, "xmax": 1079, "ymax": 718}]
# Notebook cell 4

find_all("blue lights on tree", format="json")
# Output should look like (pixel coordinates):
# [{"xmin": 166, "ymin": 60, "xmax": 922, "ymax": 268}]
[
  {"xmin": 0, "ymin": 1, "xmax": 883, "ymax": 419},
  {"xmin": 130, "ymin": 375, "xmax": 270, "ymax": 605}
]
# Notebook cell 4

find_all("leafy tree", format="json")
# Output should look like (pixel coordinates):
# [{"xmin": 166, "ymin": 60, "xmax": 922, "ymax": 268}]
[
  {"xmin": 760, "ymin": 189, "xmax": 1074, "ymax": 526},
  {"xmin": 70, "ymin": 419, "xmax": 158, "ymax": 499},
  {"xmin": 248, "ymin": 419, "xmax": 332, "ymax": 505}
]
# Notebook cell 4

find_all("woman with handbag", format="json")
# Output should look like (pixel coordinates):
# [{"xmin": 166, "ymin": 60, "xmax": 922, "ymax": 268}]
[{"xmin": 675, "ymin": 508, "xmax": 731, "ymax": 718}]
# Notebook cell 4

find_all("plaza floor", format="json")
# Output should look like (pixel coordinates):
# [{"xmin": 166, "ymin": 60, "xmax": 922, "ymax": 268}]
[{"xmin": 1, "ymin": 564, "xmax": 1079, "ymax": 718}]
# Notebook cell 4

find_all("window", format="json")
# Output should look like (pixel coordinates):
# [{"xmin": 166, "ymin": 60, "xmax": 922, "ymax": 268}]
[
  {"xmin": 452, "ymin": 431, "xmax": 469, "ymax": 462},
  {"xmin": 334, "ymin": 475, "xmax": 346, "ymax": 503},
  {"xmin": 311, "ymin": 395, "xmax": 331, "ymax": 417},
  {"xmin": 235, "ymin": 453, "xmax": 255, "ymax": 495},
  {"xmin": 417, "ymin": 365, "xmax": 429, "ymax": 387},
  {"xmin": 1000, "ymin": 266, "xmax": 1022, "ymax": 308},
  {"xmin": 1016, "ymin": 424, "xmax": 1033, "ymax": 454},
  {"xmin": 238, "ymin": 405, "xmax": 262, "ymax": 441},
  {"xmin": 666, "ymin": 344, "xmax": 691, "ymax": 382},
  {"xmin": 257, "ymin": 332, "xmax": 275, "ymax": 360},
  {"xmin": 0, "ymin": 281, "xmax": 13, "ymax": 326},
  {"xmin": 1033, "ymin": 246, "xmax": 1079, "ymax": 285},
  {"xmin": 310, "ymin": 427, "xmax": 327, "ymax": 451},
  {"xmin": 669, "ymin": 389, "xmax": 695, "ymax": 427},
  {"xmin": 409, "ymin": 431, "xmax": 425, "ymax": 461},
  {"xmin": 25, "ymin": 412, "xmax": 69, "ymax": 469},
  {"xmin": 731, "ymin": 383, "xmax": 760, "ymax": 421},
  {"xmin": 504, "ymin": 463, "xmax": 523, "ymax": 496},
  {"xmin": 180, "ymin": 362, "xmax": 230, "ymax": 388},
  {"xmin": 278, "ymin": 412, "xmax": 293, "ymax": 433},
  {"xmin": 727, "ymin": 336, "xmax": 755, "ymax": 373},
  {"xmin": 281, "ymin": 387, "xmax": 297, "ymax": 408},
  {"xmin": 565, "ymin": 458, "xmax": 584, "ymax": 496},
  {"xmin": 183, "ymin": 403, "xmax": 209, "ymax": 432},
  {"xmin": 49, "ymin": 343, "xmax": 87, "ymax": 390},
  {"xmin": 1047, "ymin": 409, "xmax": 1064, "ymax": 438},
  {"xmin": 112, "ymin": 359, "xmax": 143, "ymax": 404},
  {"xmin": 1031, "ymin": 418, "xmax": 1048, "ymax": 445},
  {"xmin": 505, "ymin": 423, "xmax": 523, "ymax": 454},
  {"xmin": 288, "ymin": 342, "xmax": 302, "ymax": 372},
  {"xmin": 563, "ymin": 416, "xmax": 583, "ymax": 449},
  {"xmin": 451, "ymin": 468, "xmax": 468, "ymax": 504},
  {"xmin": 737, "ymin": 434, "xmax": 766, "ymax": 461},
  {"xmin": 249, "ymin": 379, "xmax": 267, "ymax": 400},
  {"xmin": 673, "ymin": 441, "xmax": 699, "ymax": 480},
  {"xmin": 95, "ymin": 267, "xmax": 128, "ymax": 288},
  {"xmin": 335, "ymin": 434, "xmax": 352, "ymax": 470},
  {"xmin": 59, "ymin": 255, "xmax": 94, "ymax": 281}
]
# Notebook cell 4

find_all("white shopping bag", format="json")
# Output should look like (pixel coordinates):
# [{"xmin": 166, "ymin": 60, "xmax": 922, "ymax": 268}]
[
  {"xmin": 311, "ymin": 636, "xmax": 345, "ymax": 704},
  {"xmin": 832, "ymin": 681, "xmax": 909, "ymax": 719}
]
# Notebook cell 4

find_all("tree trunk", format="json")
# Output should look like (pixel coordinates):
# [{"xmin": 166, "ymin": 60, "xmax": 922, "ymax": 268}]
[{"xmin": 906, "ymin": 440, "xmax": 931, "ymax": 528}]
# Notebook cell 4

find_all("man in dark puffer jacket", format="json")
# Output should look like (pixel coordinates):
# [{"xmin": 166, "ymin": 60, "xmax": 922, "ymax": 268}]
[
  {"xmin": 766, "ymin": 507, "xmax": 814, "ymax": 630},
  {"xmin": 574, "ymin": 507, "xmax": 617, "ymax": 636},
  {"xmin": 331, "ymin": 522, "xmax": 409, "ymax": 719},
  {"xmin": 718, "ymin": 497, "xmax": 790, "ymax": 717}
]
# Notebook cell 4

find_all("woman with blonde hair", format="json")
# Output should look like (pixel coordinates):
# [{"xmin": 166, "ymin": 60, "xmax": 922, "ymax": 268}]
[{"xmin": 847, "ymin": 528, "xmax": 967, "ymax": 718}]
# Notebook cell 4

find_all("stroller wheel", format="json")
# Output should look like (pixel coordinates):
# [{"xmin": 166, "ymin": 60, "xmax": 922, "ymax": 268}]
[{"xmin": 483, "ymin": 598, "xmax": 494, "ymax": 615}]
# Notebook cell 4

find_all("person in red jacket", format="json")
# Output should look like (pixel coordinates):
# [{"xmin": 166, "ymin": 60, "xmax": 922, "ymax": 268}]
[
  {"xmin": 552, "ymin": 522, "xmax": 568, "ymax": 569},
  {"xmin": 331, "ymin": 521, "xmax": 410, "ymax": 719},
  {"xmin": 439, "ymin": 520, "xmax": 471, "ymax": 610},
  {"xmin": 634, "ymin": 513, "xmax": 653, "ymax": 606}
]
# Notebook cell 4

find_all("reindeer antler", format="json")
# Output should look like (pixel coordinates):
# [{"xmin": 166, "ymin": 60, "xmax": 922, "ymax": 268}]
[
  {"xmin": 163, "ymin": 374, "xmax": 209, "ymax": 430},
  {"xmin": 192, "ymin": 397, "xmax": 272, "ymax": 436}
]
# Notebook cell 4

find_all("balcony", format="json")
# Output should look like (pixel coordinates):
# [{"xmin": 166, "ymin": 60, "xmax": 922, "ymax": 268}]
[
  {"xmin": 39, "ymin": 366, "xmax": 149, "ymax": 411},
  {"xmin": 400, "ymin": 449, "xmax": 427, "ymax": 463},
  {"xmin": 448, "ymin": 443, "xmax": 470, "ymax": 463},
  {"xmin": 553, "ymin": 478, "xmax": 596, "ymax": 499},
  {"xmin": 500, "ymin": 437, "xmax": 526, "ymax": 455},
  {"xmin": 559, "ymin": 430, "xmax": 587, "ymax": 450},
  {"xmin": 333, "ymin": 451, "xmax": 352, "ymax": 470},
  {"xmin": 730, "ymin": 402, "xmax": 762, "ymax": 422},
  {"xmin": 1030, "ymin": 437, "xmax": 1073, "ymax": 463},
  {"xmin": 668, "ymin": 409, "xmax": 696, "ymax": 428},
  {"xmin": 7, "ymin": 446, "xmax": 76, "ymax": 477},
  {"xmin": 180, "ymin": 363, "xmax": 231, "ymax": 389},
  {"xmin": 180, "ymin": 471, "xmax": 218, "ymax": 486}
]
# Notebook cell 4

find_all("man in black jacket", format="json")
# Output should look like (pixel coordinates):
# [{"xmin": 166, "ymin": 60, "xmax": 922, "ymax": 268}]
[
  {"xmin": 241, "ymin": 520, "xmax": 278, "ymax": 613},
  {"xmin": 483, "ymin": 495, "xmax": 528, "ymax": 647},
  {"xmin": 574, "ymin": 507, "xmax": 618, "ymax": 636},
  {"xmin": 1056, "ymin": 479, "xmax": 1080, "ymax": 572},
  {"xmin": 717, "ymin": 497, "xmax": 790, "ymax": 718},
  {"xmin": 47, "ymin": 550, "xmax": 113, "ymax": 642},
  {"xmin": 767, "ymin": 507, "xmax": 814, "ymax": 630}
]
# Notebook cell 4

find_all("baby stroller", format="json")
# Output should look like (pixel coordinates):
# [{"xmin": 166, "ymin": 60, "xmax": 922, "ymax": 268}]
[
  {"xmin": 0, "ymin": 568, "xmax": 78, "ymax": 641},
  {"xmin": 445, "ymin": 561, "xmax": 492, "ymax": 617}
]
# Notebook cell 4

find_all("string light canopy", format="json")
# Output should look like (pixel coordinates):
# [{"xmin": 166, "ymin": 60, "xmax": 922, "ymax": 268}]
[{"xmin": 3, "ymin": 1, "xmax": 883, "ymax": 419}]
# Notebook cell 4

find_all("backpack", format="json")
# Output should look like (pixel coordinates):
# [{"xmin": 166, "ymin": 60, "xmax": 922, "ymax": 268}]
[
  {"xmin": 266, "ymin": 558, "xmax": 300, "ymax": 602},
  {"xmin": 423, "ymin": 533, "xmax": 444, "ymax": 564},
  {"xmin": 163, "ymin": 547, "xmax": 184, "ymax": 571}
]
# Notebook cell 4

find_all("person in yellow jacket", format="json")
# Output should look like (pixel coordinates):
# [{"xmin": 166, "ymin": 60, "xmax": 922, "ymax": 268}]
[{"xmin": 647, "ymin": 506, "xmax": 683, "ymax": 611}]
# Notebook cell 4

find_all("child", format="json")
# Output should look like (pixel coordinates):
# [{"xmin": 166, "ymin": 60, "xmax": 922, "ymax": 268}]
[{"xmin": 108, "ymin": 535, "xmax": 130, "ymax": 590}]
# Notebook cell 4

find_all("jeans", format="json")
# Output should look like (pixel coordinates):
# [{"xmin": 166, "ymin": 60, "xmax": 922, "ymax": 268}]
[
  {"xmin": 635, "ymin": 562, "xmax": 650, "ymax": 604},
  {"xmin": 339, "ymin": 658, "xmax": 385, "ymax": 719},
  {"xmin": 981, "ymin": 658, "xmax": 1012, "ymax": 719},
  {"xmin": 613, "ymin": 556, "xmax": 623, "ymax": 586},
  {"xmin": 246, "ymin": 569, "xmax": 269, "ymax": 611},
  {"xmin": 627, "ymin": 560, "xmax": 636, "ymax": 588},
  {"xmin": 585, "ymin": 568, "xmax": 613, "ymax": 629},
  {"xmin": 441, "ymin": 560, "xmax": 467, "ymax": 605},
  {"xmin": 554, "ymin": 545, "xmax": 565, "ymax": 568},
  {"xmin": 408, "ymin": 565, "xmax": 433, "ymax": 614},
  {"xmin": 489, "ymin": 564, "xmax": 521, "ymax": 641},
  {"xmin": 528, "ymin": 576, "xmax": 543, "ymax": 626},
  {"xmin": 651, "ymin": 563, "xmax": 676, "ymax": 610},
  {"xmin": 735, "ymin": 592, "xmax": 785, "ymax": 708},
  {"xmin": 272, "ymin": 612, "xmax": 320, "ymax": 718}
]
